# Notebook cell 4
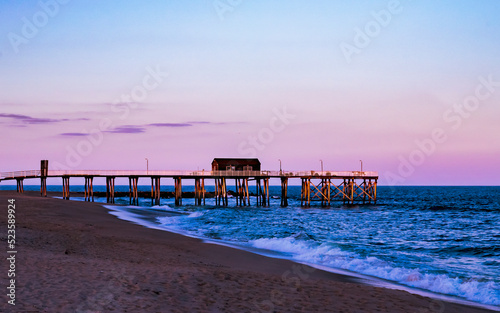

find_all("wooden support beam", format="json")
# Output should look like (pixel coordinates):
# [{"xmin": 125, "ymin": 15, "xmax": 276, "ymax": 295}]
[
  {"xmin": 16, "ymin": 178, "xmax": 24, "ymax": 193},
  {"xmin": 128, "ymin": 176, "xmax": 138, "ymax": 205},
  {"xmin": 150, "ymin": 177, "xmax": 161, "ymax": 206},
  {"xmin": 174, "ymin": 177, "xmax": 182, "ymax": 206},
  {"xmin": 106, "ymin": 177, "xmax": 115, "ymax": 204},
  {"xmin": 281, "ymin": 177, "xmax": 288, "ymax": 207},
  {"xmin": 223, "ymin": 178, "xmax": 228, "ymax": 206},
  {"xmin": 128, "ymin": 177, "xmax": 132, "ymax": 204},
  {"xmin": 235, "ymin": 178, "xmax": 240, "ymax": 206},
  {"xmin": 306, "ymin": 178, "xmax": 311, "ymax": 207},
  {"xmin": 262, "ymin": 178, "xmax": 270, "ymax": 207},
  {"xmin": 255, "ymin": 179, "xmax": 261, "ymax": 206},
  {"xmin": 84, "ymin": 177, "xmax": 94, "ymax": 202},
  {"xmin": 202, "ymin": 178, "xmax": 205, "ymax": 205},
  {"xmin": 40, "ymin": 177, "xmax": 47, "ymax": 197},
  {"xmin": 62, "ymin": 176, "xmax": 70, "ymax": 200},
  {"xmin": 245, "ymin": 178, "xmax": 250, "ymax": 206}
]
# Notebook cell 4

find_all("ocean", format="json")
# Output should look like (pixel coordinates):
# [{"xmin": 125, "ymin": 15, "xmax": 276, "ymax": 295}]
[{"xmin": 4, "ymin": 185, "xmax": 499, "ymax": 308}]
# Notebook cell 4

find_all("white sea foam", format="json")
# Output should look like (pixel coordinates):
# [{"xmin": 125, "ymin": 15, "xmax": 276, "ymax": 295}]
[
  {"xmin": 249, "ymin": 236, "xmax": 500, "ymax": 306},
  {"xmin": 188, "ymin": 212, "xmax": 204, "ymax": 218}
]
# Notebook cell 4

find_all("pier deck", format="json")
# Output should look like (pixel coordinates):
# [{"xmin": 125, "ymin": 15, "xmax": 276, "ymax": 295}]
[{"xmin": 1, "ymin": 169, "xmax": 378, "ymax": 207}]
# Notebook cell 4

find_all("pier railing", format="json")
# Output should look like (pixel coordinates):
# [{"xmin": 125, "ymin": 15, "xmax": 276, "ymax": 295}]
[
  {"xmin": 0, "ymin": 169, "xmax": 378, "ymax": 180},
  {"xmin": 0, "ymin": 170, "xmax": 41, "ymax": 180}
]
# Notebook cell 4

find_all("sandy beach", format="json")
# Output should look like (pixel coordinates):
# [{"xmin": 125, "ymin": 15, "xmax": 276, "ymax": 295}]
[{"xmin": 0, "ymin": 190, "xmax": 496, "ymax": 313}]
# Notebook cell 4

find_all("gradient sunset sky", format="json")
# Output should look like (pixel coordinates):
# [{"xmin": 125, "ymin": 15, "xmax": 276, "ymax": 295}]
[{"xmin": 1, "ymin": 0, "xmax": 499, "ymax": 185}]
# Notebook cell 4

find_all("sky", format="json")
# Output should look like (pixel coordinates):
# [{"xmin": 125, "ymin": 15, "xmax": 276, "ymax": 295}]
[{"xmin": 0, "ymin": 0, "xmax": 499, "ymax": 185}]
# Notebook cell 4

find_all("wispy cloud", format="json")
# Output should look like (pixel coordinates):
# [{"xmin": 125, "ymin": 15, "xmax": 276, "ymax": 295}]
[
  {"xmin": 104, "ymin": 125, "xmax": 146, "ymax": 134},
  {"xmin": 0, "ymin": 113, "xmax": 89, "ymax": 125},
  {"xmin": 57, "ymin": 120, "xmax": 234, "ymax": 137},
  {"xmin": 148, "ymin": 122, "xmax": 192, "ymax": 127},
  {"xmin": 60, "ymin": 132, "xmax": 88, "ymax": 137}
]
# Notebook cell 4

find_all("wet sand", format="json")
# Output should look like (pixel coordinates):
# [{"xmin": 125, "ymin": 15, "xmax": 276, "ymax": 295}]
[{"xmin": 0, "ymin": 190, "xmax": 496, "ymax": 313}]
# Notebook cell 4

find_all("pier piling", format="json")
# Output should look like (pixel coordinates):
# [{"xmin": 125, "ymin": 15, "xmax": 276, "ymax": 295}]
[
  {"xmin": 129, "ymin": 176, "xmax": 139, "ymax": 205},
  {"xmin": 1, "ymin": 160, "xmax": 378, "ymax": 207},
  {"xmin": 84, "ymin": 176, "xmax": 94, "ymax": 202},
  {"xmin": 16, "ymin": 178, "xmax": 24, "ymax": 193},
  {"xmin": 106, "ymin": 177, "xmax": 115, "ymax": 203},
  {"xmin": 62, "ymin": 176, "xmax": 70, "ymax": 200}
]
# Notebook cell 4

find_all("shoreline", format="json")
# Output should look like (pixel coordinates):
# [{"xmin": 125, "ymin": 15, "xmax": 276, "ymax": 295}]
[
  {"xmin": 104, "ymin": 201, "xmax": 500, "ymax": 312},
  {"xmin": 1, "ymin": 190, "xmax": 498, "ymax": 312}
]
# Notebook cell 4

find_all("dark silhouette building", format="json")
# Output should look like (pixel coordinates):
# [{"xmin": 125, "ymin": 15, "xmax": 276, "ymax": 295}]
[{"xmin": 212, "ymin": 158, "xmax": 261, "ymax": 171}]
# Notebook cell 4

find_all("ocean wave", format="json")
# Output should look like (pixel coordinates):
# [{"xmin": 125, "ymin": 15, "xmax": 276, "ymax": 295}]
[
  {"xmin": 249, "ymin": 236, "xmax": 500, "ymax": 306},
  {"xmin": 188, "ymin": 211, "xmax": 204, "ymax": 218}
]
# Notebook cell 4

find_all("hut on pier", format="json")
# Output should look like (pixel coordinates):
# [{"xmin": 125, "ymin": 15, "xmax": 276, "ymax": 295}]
[{"xmin": 211, "ymin": 158, "xmax": 261, "ymax": 171}]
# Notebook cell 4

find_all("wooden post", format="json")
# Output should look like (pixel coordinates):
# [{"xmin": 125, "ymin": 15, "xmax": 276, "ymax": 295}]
[
  {"xmin": 156, "ymin": 177, "xmax": 161, "ymax": 205},
  {"xmin": 151, "ymin": 177, "xmax": 161, "ymax": 206},
  {"xmin": 202, "ymin": 178, "xmax": 205, "ymax": 205},
  {"xmin": 215, "ymin": 178, "xmax": 219, "ymax": 206},
  {"xmin": 84, "ymin": 177, "xmax": 94, "ymax": 202},
  {"xmin": 262, "ymin": 178, "xmax": 269, "ymax": 207},
  {"xmin": 40, "ymin": 159, "xmax": 48, "ymax": 197},
  {"xmin": 90, "ymin": 177, "xmax": 94, "ymax": 202},
  {"xmin": 40, "ymin": 177, "xmax": 47, "ymax": 197},
  {"xmin": 151, "ymin": 177, "xmax": 154, "ymax": 203},
  {"xmin": 245, "ymin": 178, "xmax": 250, "ymax": 206},
  {"xmin": 326, "ymin": 179, "xmax": 331, "ymax": 206},
  {"xmin": 128, "ymin": 177, "xmax": 132, "ymax": 205},
  {"xmin": 111, "ymin": 177, "xmax": 115, "ymax": 204},
  {"xmin": 361, "ymin": 178, "xmax": 368, "ymax": 204},
  {"xmin": 175, "ymin": 177, "xmax": 182, "ymax": 205},
  {"xmin": 62, "ymin": 176, "xmax": 70, "ymax": 200},
  {"xmin": 300, "ymin": 178, "xmax": 304, "ymax": 207},
  {"xmin": 349, "ymin": 179, "xmax": 354, "ymax": 205},
  {"xmin": 129, "ymin": 176, "xmax": 138, "ymax": 205},
  {"xmin": 194, "ymin": 178, "xmax": 199, "ymax": 206},
  {"xmin": 223, "ymin": 178, "xmax": 227, "ymax": 206},
  {"xmin": 235, "ymin": 178, "xmax": 239, "ymax": 206},
  {"xmin": 174, "ymin": 177, "xmax": 182, "ymax": 206},
  {"xmin": 16, "ymin": 178, "xmax": 24, "ymax": 193},
  {"xmin": 342, "ymin": 179, "xmax": 347, "ymax": 204},
  {"xmin": 306, "ymin": 178, "xmax": 311, "ymax": 207},
  {"xmin": 106, "ymin": 177, "xmax": 115, "ymax": 204},
  {"xmin": 321, "ymin": 179, "xmax": 326, "ymax": 207},
  {"xmin": 280, "ymin": 177, "xmax": 288, "ymax": 207},
  {"xmin": 256, "ymin": 178, "xmax": 261, "ymax": 206}
]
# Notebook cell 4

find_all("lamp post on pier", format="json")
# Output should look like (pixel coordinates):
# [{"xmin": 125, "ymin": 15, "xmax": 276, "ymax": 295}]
[
  {"xmin": 145, "ymin": 158, "xmax": 149, "ymax": 174},
  {"xmin": 278, "ymin": 159, "xmax": 282, "ymax": 174},
  {"xmin": 360, "ymin": 160, "xmax": 363, "ymax": 173},
  {"xmin": 320, "ymin": 159, "xmax": 323, "ymax": 173}
]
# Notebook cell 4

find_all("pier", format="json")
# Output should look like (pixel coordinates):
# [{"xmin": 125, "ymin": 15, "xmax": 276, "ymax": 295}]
[{"xmin": 0, "ymin": 160, "xmax": 378, "ymax": 207}]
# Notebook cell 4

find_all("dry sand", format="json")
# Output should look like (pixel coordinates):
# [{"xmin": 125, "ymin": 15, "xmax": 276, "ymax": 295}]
[{"xmin": 0, "ymin": 190, "xmax": 497, "ymax": 313}]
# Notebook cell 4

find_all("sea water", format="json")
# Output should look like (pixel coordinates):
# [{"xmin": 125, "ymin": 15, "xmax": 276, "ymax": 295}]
[{"xmin": 4, "ymin": 185, "xmax": 499, "ymax": 307}]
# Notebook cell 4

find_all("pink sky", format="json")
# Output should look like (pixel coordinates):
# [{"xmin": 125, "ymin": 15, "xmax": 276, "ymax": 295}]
[{"xmin": 1, "ymin": 1, "xmax": 499, "ymax": 185}]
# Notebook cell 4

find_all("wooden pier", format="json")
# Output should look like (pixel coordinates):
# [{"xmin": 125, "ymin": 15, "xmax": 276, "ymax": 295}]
[{"xmin": 0, "ymin": 160, "xmax": 378, "ymax": 207}]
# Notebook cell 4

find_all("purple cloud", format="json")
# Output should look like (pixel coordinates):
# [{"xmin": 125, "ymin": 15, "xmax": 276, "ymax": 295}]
[
  {"xmin": 0, "ymin": 113, "xmax": 89, "ymax": 124},
  {"xmin": 60, "ymin": 132, "xmax": 88, "ymax": 136},
  {"xmin": 105, "ymin": 125, "xmax": 145, "ymax": 133},
  {"xmin": 149, "ymin": 123, "xmax": 192, "ymax": 127}
]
